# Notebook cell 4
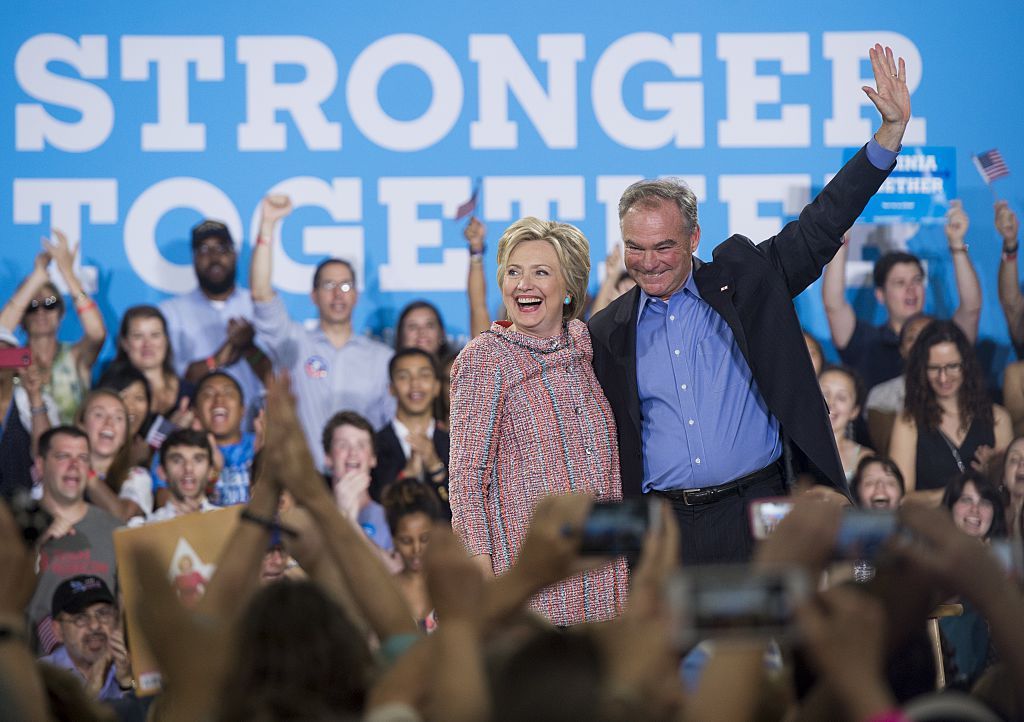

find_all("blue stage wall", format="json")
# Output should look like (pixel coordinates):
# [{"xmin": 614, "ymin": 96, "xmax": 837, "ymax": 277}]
[{"xmin": 2, "ymin": 1, "xmax": 1022, "ymax": 374}]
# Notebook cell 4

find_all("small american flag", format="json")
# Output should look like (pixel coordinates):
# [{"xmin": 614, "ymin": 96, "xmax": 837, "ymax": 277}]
[
  {"xmin": 973, "ymin": 149, "xmax": 1010, "ymax": 184},
  {"xmin": 455, "ymin": 181, "xmax": 480, "ymax": 220}
]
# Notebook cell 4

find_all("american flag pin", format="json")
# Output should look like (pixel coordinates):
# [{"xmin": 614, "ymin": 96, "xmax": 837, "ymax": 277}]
[{"xmin": 720, "ymin": 285, "xmax": 729, "ymax": 292}]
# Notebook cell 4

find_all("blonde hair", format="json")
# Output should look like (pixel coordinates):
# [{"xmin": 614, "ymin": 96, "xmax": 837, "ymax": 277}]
[{"xmin": 495, "ymin": 217, "xmax": 591, "ymax": 322}]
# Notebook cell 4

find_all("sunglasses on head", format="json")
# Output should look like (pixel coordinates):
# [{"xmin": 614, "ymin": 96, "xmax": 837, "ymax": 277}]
[{"xmin": 26, "ymin": 296, "xmax": 61, "ymax": 314}]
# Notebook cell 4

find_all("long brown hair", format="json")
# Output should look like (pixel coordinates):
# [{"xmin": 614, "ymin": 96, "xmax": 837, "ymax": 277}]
[
  {"xmin": 76, "ymin": 388, "xmax": 134, "ymax": 494},
  {"xmin": 903, "ymin": 320, "xmax": 992, "ymax": 433}
]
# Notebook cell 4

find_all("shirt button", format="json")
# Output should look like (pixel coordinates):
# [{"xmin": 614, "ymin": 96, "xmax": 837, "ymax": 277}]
[
  {"xmin": 680, "ymin": 384, "xmax": 687, "ymax": 390},
  {"xmin": 674, "ymin": 349, "xmax": 680, "ymax": 356},
  {"xmin": 669, "ymin": 315, "xmax": 676, "ymax": 321},
  {"xmin": 695, "ymin": 458, "xmax": 701, "ymax": 464},
  {"xmin": 585, "ymin": 447, "xmax": 592, "ymax": 456},
  {"xmin": 688, "ymin": 419, "xmax": 694, "ymax": 426}
]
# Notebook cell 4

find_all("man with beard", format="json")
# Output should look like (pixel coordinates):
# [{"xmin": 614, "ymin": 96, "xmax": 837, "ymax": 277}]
[
  {"xmin": 39, "ymin": 575, "xmax": 133, "ymax": 701},
  {"xmin": 159, "ymin": 219, "xmax": 271, "ymax": 426}
]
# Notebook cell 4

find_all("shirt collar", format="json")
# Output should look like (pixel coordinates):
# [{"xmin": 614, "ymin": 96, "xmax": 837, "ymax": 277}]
[
  {"xmin": 637, "ymin": 271, "xmax": 701, "ymax": 325},
  {"xmin": 392, "ymin": 417, "xmax": 435, "ymax": 460}
]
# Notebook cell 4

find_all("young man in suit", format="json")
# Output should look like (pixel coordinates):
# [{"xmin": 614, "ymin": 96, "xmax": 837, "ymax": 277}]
[{"xmin": 371, "ymin": 348, "xmax": 450, "ymax": 518}]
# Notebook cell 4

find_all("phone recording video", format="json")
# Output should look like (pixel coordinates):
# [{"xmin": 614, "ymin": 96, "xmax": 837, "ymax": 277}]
[
  {"xmin": 667, "ymin": 565, "xmax": 810, "ymax": 646},
  {"xmin": 579, "ymin": 498, "xmax": 654, "ymax": 557}
]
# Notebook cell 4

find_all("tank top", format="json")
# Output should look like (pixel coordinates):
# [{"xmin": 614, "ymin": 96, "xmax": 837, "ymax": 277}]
[{"xmin": 915, "ymin": 418, "xmax": 994, "ymax": 491}]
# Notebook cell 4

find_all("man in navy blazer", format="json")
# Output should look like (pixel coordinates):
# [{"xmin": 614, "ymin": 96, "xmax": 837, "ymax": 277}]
[{"xmin": 589, "ymin": 44, "xmax": 911, "ymax": 564}]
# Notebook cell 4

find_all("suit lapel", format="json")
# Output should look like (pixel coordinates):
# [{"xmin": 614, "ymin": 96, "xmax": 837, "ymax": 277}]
[
  {"xmin": 610, "ymin": 287, "xmax": 642, "ymax": 434},
  {"xmin": 692, "ymin": 257, "xmax": 750, "ymax": 363}
]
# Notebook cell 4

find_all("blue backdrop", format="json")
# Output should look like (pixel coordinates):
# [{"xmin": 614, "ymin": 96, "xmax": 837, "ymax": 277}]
[{"xmin": 3, "ymin": 1, "xmax": 1022, "ymax": 378}]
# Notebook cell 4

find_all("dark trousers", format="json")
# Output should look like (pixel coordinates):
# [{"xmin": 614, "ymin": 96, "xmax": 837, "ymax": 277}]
[{"xmin": 656, "ymin": 469, "xmax": 786, "ymax": 566}]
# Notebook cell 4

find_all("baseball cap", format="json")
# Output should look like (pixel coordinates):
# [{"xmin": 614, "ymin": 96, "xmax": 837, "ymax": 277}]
[
  {"xmin": 51, "ymin": 575, "xmax": 115, "ymax": 618},
  {"xmin": 191, "ymin": 219, "xmax": 233, "ymax": 248}
]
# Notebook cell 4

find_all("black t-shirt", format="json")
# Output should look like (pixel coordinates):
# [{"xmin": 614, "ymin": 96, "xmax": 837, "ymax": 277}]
[{"xmin": 838, "ymin": 318, "xmax": 903, "ymax": 390}]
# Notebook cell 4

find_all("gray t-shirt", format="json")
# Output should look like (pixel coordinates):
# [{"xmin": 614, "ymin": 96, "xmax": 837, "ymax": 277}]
[{"xmin": 29, "ymin": 506, "xmax": 123, "ymax": 629}]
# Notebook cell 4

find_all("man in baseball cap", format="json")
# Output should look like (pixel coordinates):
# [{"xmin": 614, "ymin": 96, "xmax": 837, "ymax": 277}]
[{"xmin": 40, "ymin": 575, "xmax": 134, "ymax": 700}]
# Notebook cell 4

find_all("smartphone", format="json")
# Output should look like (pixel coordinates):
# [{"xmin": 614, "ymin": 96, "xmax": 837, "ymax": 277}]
[
  {"xmin": 579, "ymin": 498, "xmax": 655, "ymax": 556},
  {"xmin": 0, "ymin": 347, "xmax": 31, "ymax": 369},
  {"xmin": 749, "ymin": 497, "xmax": 794, "ymax": 540},
  {"xmin": 667, "ymin": 565, "xmax": 810, "ymax": 646},
  {"xmin": 833, "ymin": 509, "xmax": 897, "ymax": 560},
  {"xmin": 5, "ymin": 490, "xmax": 53, "ymax": 547}
]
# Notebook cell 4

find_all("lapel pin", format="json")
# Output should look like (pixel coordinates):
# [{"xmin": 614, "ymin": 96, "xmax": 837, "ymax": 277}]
[{"xmin": 720, "ymin": 285, "xmax": 729, "ymax": 292}]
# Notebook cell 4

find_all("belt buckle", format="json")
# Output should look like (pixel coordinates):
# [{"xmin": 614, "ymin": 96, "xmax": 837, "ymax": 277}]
[{"xmin": 682, "ymin": 487, "xmax": 711, "ymax": 506}]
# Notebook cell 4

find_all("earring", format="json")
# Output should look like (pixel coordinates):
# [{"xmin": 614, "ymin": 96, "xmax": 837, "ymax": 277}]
[{"xmin": 563, "ymin": 294, "xmax": 571, "ymax": 306}]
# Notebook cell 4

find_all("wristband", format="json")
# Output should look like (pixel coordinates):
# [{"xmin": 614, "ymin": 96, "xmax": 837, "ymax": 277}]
[
  {"xmin": 205, "ymin": 356, "xmax": 218, "ymax": 372},
  {"xmin": 256, "ymin": 235, "xmax": 272, "ymax": 246},
  {"xmin": 948, "ymin": 244, "xmax": 969, "ymax": 254},
  {"xmin": 469, "ymin": 248, "xmax": 485, "ymax": 259},
  {"xmin": 30, "ymin": 405, "xmax": 48, "ymax": 416},
  {"xmin": 75, "ymin": 299, "xmax": 97, "ymax": 313},
  {"xmin": 240, "ymin": 508, "xmax": 298, "ymax": 538},
  {"xmin": 428, "ymin": 465, "xmax": 446, "ymax": 476}
]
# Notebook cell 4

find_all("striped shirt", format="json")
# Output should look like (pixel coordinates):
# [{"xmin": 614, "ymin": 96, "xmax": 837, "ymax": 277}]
[{"xmin": 450, "ymin": 320, "xmax": 627, "ymax": 625}]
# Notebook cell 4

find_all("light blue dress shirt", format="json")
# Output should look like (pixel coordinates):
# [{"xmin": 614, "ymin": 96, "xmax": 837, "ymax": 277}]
[{"xmin": 636, "ymin": 273, "xmax": 781, "ymax": 491}]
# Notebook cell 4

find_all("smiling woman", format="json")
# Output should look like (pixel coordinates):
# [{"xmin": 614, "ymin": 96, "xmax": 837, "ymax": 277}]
[{"xmin": 449, "ymin": 216, "xmax": 628, "ymax": 626}]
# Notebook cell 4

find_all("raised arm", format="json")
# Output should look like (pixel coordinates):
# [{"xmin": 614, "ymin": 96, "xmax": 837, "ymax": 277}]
[
  {"xmin": 47, "ymin": 230, "xmax": 107, "ymax": 377},
  {"xmin": 822, "ymin": 237, "xmax": 856, "ymax": 350},
  {"xmin": 249, "ymin": 195, "xmax": 293, "ymax": 302},
  {"xmin": 590, "ymin": 245, "xmax": 624, "ymax": 318},
  {"xmin": 266, "ymin": 373, "xmax": 418, "ymax": 640},
  {"xmin": 465, "ymin": 217, "xmax": 491, "ymax": 338},
  {"xmin": 864, "ymin": 44, "xmax": 911, "ymax": 152},
  {"xmin": 996, "ymin": 201, "xmax": 1024, "ymax": 349},
  {"xmin": 0, "ymin": 250, "xmax": 51, "ymax": 333},
  {"xmin": 944, "ymin": 201, "xmax": 982, "ymax": 343}
]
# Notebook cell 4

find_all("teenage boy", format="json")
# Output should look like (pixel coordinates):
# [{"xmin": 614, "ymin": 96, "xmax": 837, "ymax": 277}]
[
  {"xmin": 322, "ymin": 411, "xmax": 393, "ymax": 554},
  {"xmin": 140, "ymin": 428, "xmax": 218, "ymax": 524},
  {"xmin": 371, "ymin": 348, "xmax": 450, "ymax": 517}
]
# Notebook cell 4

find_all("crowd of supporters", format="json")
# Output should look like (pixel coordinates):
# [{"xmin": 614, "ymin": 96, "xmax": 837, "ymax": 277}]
[{"xmin": 0, "ymin": 193, "xmax": 1023, "ymax": 722}]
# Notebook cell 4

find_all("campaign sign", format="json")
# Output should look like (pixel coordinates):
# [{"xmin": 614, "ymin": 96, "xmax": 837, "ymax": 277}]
[{"xmin": 844, "ymin": 146, "xmax": 956, "ymax": 225}]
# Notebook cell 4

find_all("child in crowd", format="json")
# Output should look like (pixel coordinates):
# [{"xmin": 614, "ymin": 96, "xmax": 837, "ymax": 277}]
[{"xmin": 381, "ymin": 477, "xmax": 442, "ymax": 631}]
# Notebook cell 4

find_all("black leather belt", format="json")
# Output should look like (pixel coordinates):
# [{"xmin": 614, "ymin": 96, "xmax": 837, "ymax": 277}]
[{"xmin": 652, "ymin": 460, "xmax": 783, "ymax": 507}]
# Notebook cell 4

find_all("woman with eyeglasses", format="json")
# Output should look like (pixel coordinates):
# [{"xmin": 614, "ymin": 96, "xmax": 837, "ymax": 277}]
[
  {"xmin": 0, "ymin": 230, "xmax": 106, "ymax": 425},
  {"xmin": 890, "ymin": 320, "xmax": 1012, "ymax": 505}
]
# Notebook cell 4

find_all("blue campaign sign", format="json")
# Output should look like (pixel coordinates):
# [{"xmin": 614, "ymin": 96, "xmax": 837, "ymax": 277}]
[
  {"xmin": 845, "ymin": 146, "xmax": 956, "ymax": 225},
  {"xmin": 1, "ymin": 1, "xmax": 1023, "ymax": 369}
]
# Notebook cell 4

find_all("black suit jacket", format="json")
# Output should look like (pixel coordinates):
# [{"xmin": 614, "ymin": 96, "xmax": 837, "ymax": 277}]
[
  {"xmin": 589, "ymin": 145, "xmax": 892, "ymax": 499},
  {"xmin": 371, "ymin": 422, "xmax": 452, "ymax": 518}
]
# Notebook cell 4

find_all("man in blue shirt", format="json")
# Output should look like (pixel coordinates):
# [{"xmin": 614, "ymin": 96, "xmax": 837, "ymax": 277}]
[
  {"xmin": 589, "ymin": 43, "xmax": 911, "ymax": 564},
  {"xmin": 39, "ymin": 575, "xmax": 133, "ymax": 701}
]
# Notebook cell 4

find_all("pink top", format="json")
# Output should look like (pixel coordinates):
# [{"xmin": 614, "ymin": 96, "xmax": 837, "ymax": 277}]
[{"xmin": 450, "ymin": 319, "xmax": 628, "ymax": 625}]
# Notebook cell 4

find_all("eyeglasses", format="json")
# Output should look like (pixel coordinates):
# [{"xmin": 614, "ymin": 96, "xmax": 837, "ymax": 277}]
[
  {"xmin": 62, "ymin": 606, "xmax": 117, "ymax": 628},
  {"xmin": 26, "ymin": 296, "xmax": 61, "ymax": 314},
  {"xmin": 195, "ymin": 241, "xmax": 234, "ymax": 257},
  {"xmin": 317, "ymin": 280, "xmax": 354, "ymax": 294},
  {"xmin": 926, "ymin": 362, "xmax": 963, "ymax": 377}
]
